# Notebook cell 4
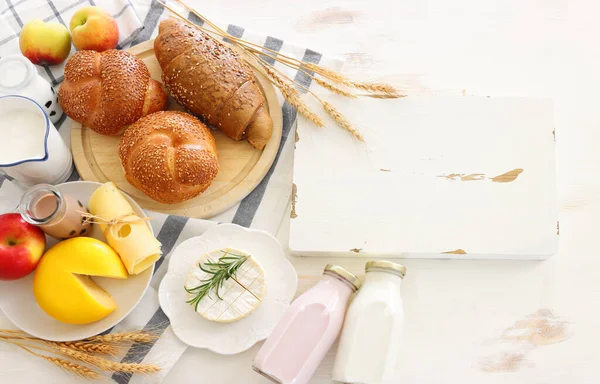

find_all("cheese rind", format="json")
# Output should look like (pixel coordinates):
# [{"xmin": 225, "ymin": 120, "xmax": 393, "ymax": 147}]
[
  {"xmin": 185, "ymin": 248, "xmax": 265, "ymax": 323},
  {"xmin": 89, "ymin": 182, "xmax": 162, "ymax": 275},
  {"xmin": 33, "ymin": 237, "xmax": 127, "ymax": 324}
]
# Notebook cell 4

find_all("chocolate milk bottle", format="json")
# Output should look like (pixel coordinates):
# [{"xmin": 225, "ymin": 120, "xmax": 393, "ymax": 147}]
[{"xmin": 20, "ymin": 184, "xmax": 92, "ymax": 240}]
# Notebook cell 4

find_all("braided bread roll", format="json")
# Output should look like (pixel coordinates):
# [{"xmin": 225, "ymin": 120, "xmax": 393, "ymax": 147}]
[
  {"xmin": 58, "ymin": 50, "xmax": 167, "ymax": 136},
  {"xmin": 119, "ymin": 111, "xmax": 219, "ymax": 204},
  {"xmin": 154, "ymin": 19, "xmax": 273, "ymax": 150}
]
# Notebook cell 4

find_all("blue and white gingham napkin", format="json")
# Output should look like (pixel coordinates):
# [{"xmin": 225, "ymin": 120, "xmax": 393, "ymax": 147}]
[
  {"xmin": 0, "ymin": 1, "xmax": 343, "ymax": 382},
  {"xmin": 0, "ymin": 0, "xmax": 144, "ymax": 82}
]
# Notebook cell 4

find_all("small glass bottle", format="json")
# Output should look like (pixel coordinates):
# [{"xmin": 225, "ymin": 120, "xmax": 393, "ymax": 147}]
[
  {"xmin": 332, "ymin": 261, "xmax": 406, "ymax": 384},
  {"xmin": 20, "ymin": 184, "xmax": 92, "ymax": 240},
  {"xmin": 253, "ymin": 264, "xmax": 361, "ymax": 384}
]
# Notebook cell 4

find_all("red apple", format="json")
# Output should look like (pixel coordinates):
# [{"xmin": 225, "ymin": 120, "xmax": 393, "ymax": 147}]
[
  {"xmin": 19, "ymin": 19, "xmax": 72, "ymax": 66},
  {"xmin": 0, "ymin": 213, "xmax": 46, "ymax": 281},
  {"xmin": 70, "ymin": 7, "xmax": 119, "ymax": 52}
]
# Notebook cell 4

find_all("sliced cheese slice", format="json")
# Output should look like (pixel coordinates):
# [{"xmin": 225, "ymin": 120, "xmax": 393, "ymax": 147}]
[
  {"xmin": 88, "ymin": 182, "xmax": 136, "ymax": 233},
  {"xmin": 33, "ymin": 237, "xmax": 127, "ymax": 324},
  {"xmin": 185, "ymin": 248, "xmax": 266, "ymax": 323},
  {"xmin": 89, "ymin": 182, "xmax": 162, "ymax": 275},
  {"xmin": 105, "ymin": 215, "xmax": 162, "ymax": 275}
]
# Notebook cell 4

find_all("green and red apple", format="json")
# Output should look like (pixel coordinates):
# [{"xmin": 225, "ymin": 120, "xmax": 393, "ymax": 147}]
[
  {"xmin": 19, "ymin": 19, "xmax": 72, "ymax": 65},
  {"xmin": 70, "ymin": 6, "xmax": 119, "ymax": 52},
  {"xmin": 0, "ymin": 213, "xmax": 46, "ymax": 281}
]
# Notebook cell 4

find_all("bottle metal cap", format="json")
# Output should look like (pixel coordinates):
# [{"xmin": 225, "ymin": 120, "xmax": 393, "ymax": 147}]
[
  {"xmin": 324, "ymin": 264, "xmax": 361, "ymax": 291},
  {"xmin": 365, "ymin": 260, "xmax": 406, "ymax": 278}
]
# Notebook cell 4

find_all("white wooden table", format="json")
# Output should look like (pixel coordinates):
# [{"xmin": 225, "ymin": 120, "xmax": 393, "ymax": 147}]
[
  {"xmin": 1, "ymin": 0, "xmax": 596, "ymax": 382},
  {"xmin": 165, "ymin": 0, "xmax": 600, "ymax": 383}
]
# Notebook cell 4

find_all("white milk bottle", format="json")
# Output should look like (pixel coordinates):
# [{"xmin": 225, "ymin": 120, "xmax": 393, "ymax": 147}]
[{"xmin": 332, "ymin": 261, "xmax": 406, "ymax": 384}]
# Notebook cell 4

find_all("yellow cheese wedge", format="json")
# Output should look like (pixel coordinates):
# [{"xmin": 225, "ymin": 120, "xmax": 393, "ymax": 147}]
[
  {"xmin": 89, "ymin": 182, "xmax": 162, "ymax": 275},
  {"xmin": 33, "ymin": 237, "xmax": 127, "ymax": 324}
]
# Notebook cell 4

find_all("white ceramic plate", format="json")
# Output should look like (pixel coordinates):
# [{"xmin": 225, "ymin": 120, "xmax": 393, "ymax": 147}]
[
  {"xmin": 0, "ymin": 181, "xmax": 154, "ymax": 341},
  {"xmin": 159, "ymin": 224, "xmax": 297, "ymax": 354}
]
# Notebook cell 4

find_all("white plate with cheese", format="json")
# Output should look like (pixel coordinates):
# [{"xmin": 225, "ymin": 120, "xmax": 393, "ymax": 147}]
[
  {"xmin": 159, "ymin": 224, "xmax": 297, "ymax": 354},
  {"xmin": 0, "ymin": 181, "xmax": 154, "ymax": 341}
]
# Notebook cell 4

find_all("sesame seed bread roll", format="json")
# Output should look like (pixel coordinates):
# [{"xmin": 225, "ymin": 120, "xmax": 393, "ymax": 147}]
[
  {"xmin": 58, "ymin": 50, "xmax": 168, "ymax": 136},
  {"xmin": 154, "ymin": 19, "xmax": 273, "ymax": 150},
  {"xmin": 119, "ymin": 111, "xmax": 219, "ymax": 204}
]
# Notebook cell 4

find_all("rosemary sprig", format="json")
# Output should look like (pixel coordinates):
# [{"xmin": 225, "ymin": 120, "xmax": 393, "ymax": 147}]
[{"xmin": 185, "ymin": 250, "xmax": 249, "ymax": 311}]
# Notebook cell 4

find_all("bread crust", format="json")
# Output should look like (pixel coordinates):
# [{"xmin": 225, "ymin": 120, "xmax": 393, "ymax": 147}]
[
  {"xmin": 119, "ymin": 111, "xmax": 219, "ymax": 204},
  {"xmin": 154, "ymin": 19, "xmax": 273, "ymax": 149},
  {"xmin": 59, "ymin": 50, "xmax": 167, "ymax": 136}
]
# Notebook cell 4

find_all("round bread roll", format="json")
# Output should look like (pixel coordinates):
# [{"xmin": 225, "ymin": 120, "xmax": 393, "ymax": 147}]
[
  {"xmin": 58, "ymin": 50, "xmax": 167, "ymax": 136},
  {"xmin": 119, "ymin": 111, "xmax": 219, "ymax": 204}
]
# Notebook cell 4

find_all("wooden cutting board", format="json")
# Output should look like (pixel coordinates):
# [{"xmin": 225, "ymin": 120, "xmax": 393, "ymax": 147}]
[
  {"xmin": 290, "ymin": 95, "xmax": 558, "ymax": 259},
  {"xmin": 71, "ymin": 40, "xmax": 282, "ymax": 218}
]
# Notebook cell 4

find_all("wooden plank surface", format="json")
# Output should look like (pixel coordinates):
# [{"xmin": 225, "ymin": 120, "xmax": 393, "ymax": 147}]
[
  {"xmin": 291, "ymin": 95, "xmax": 557, "ymax": 259},
  {"xmin": 71, "ymin": 40, "xmax": 283, "ymax": 218}
]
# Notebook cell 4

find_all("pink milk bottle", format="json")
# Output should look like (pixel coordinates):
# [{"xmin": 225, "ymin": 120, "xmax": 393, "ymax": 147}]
[{"xmin": 253, "ymin": 264, "xmax": 361, "ymax": 384}]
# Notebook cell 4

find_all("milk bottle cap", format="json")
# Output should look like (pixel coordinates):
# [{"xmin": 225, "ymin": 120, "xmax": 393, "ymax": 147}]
[
  {"xmin": 324, "ymin": 264, "xmax": 361, "ymax": 291},
  {"xmin": 365, "ymin": 260, "xmax": 406, "ymax": 278}
]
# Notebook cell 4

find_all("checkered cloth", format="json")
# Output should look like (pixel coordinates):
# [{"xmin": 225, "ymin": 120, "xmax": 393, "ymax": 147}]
[{"xmin": 0, "ymin": 0, "xmax": 343, "ymax": 383}]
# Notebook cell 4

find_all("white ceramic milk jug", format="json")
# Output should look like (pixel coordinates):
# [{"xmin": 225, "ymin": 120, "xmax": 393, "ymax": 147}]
[
  {"xmin": 0, "ymin": 54, "xmax": 63, "ymax": 124},
  {"xmin": 0, "ymin": 95, "xmax": 73, "ymax": 187}
]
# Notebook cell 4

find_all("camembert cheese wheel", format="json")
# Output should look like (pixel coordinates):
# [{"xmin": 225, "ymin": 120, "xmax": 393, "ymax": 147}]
[
  {"xmin": 33, "ymin": 237, "xmax": 127, "ymax": 324},
  {"xmin": 185, "ymin": 248, "xmax": 265, "ymax": 323}
]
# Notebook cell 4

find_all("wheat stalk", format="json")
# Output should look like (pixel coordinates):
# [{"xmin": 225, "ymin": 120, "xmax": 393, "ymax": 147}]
[
  {"xmin": 173, "ymin": 0, "xmax": 227, "ymax": 35},
  {"xmin": 159, "ymin": 0, "xmax": 403, "ymax": 141},
  {"xmin": 1, "ymin": 331, "xmax": 162, "ymax": 379},
  {"xmin": 323, "ymin": 101, "xmax": 364, "ymax": 142},
  {"xmin": 171, "ymin": 0, "xmax": 401, "ymax": 97},
  {"xmin": 1, "ymin": 338, "xmax": 99, "ymax": 379},
  {"xmin": 87, "ymin": 332, "xmax": 156, "ymax": 344},
  {"xmin": 110, "ymin": 362, "xmax": 162, "ymax": 374},
  {"xmin": 52, "ymin": 345, "xmax": 160, "ymax": 374},
  {"xmin": 261, "ymin": 63, "xmax": 324, "ymax": 127},
  {"xmin": 304, "ymin": 63, "xmax": 403, "ymax": 96},
  {"xmin": 170, "ymin": 0, "xmax": 304, "ymax": 65},
  {"xmin": 0, "ymin": 329, "xmax": 27, "ymax": 336},
  {"xmin": 258, "ymin": 55, "xmax": 363, "ymax": 139},
  {"xmin": 313, "ymin": 77, "xmax": 356, "ymax": 98},
  {"xmin": 0, "ymin": 330, "xmax": 154, "ymax": 347},
  {"xmin": 50, "ymin": 341, "xmax": 119, "ymax": 356},
  {"xmin": 40, "ymin": 355, "xmax": 99, "ymax": 379}
]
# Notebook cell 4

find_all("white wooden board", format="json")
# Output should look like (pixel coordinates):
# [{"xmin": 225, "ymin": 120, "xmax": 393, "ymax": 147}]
[{"xmin": 290, "ymin": 96, "xmax": 557, "ymax": 259}]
